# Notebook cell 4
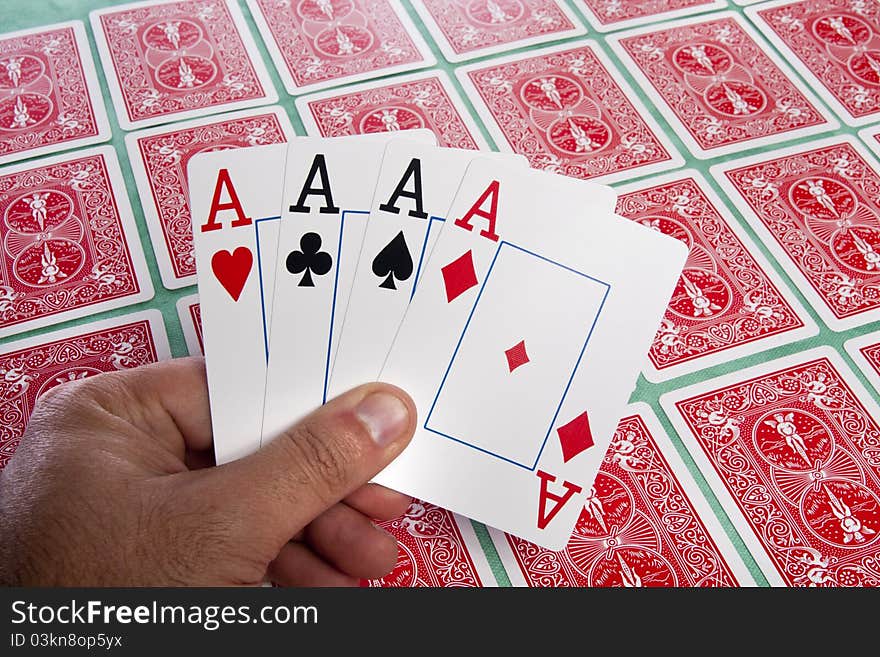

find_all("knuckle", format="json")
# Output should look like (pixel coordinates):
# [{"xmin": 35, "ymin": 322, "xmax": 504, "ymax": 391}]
[
  {"xmin": 285, "ymin": 421, "xmax": 353, "ymax": 495},
  {"xmin": 32, "ymin": 380, "xmax": 66, "ymax": 407},
  {"xmin": 29, "ymin": 380, "xmax": 79, "ymax": 419},
  {"xmin": 32, "ymin": 374, "xmax": 107, "ymax": 421}
]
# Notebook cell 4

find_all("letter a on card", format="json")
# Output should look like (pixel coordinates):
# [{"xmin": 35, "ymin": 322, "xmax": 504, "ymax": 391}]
[
  {"xmin": 453, "ymin": 179, "xmax": 500, "ymax": 242},
  {"xmin": 536, "ymin": 470, "xmax": 582, "ymax": 530}
]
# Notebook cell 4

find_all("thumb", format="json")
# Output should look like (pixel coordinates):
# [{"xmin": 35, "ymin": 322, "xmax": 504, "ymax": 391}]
[{"xmin": 198, "ymin": 383, "xmax": 415, "ymax": 550}]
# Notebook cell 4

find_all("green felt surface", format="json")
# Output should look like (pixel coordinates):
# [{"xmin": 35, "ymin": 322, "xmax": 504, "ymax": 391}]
[{"xmin": 3, "ymin": 0, "xmax": 880, "ymax": 588}]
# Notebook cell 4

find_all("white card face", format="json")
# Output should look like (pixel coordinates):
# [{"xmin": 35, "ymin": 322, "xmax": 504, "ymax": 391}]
[
  {"xmin": 427, "ymin": 245, "xmax": 609, "ymax": 468},
  {"xmin": 261, "ymin": 131, "xmax": 436, "ymax": 442},
  {"xmin": 376, "ymin": 160, "xmax": 687, "ymax": 550},
  {"xmin": 189, "ymin": 144, "xmax": 287, "ymax": 464},
  {"xmin": 329, "ymin": 142, "xmax": 531, "ymax": 398}
]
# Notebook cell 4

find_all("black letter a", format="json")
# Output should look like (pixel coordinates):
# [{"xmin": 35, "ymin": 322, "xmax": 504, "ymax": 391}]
[
  {"xmin": 289, "ymin": 154, "xmax": 340, "ymax": 214},
  {"xmin": 378, "ymin": 158, "xmax": 428, "ymax": 219}
]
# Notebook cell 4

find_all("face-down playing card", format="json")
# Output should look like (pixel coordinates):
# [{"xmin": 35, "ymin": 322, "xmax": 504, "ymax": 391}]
[
  {"xmin": 329, "ymin": 141, "xmax": 531, "ymax": 398},
  {"xmin": 662, "ymin": 347, "xmax": 880, "ymax": 587},
  {"xmin": 89, "ymin": 0, "xmax": 277, "ymax": 130},
  {"xmin": 261, "ymin": 131, "xmax": 435, "ymax": 443},
  {"xmin": 376, "ymin": 160, "xmax": 687, "ymax": 549},
  {"xmin": 0, "ymin": 146, "xmax": 153, "ymax": 339},
  {"xmin": 0, "ymin": 21, "xmax": 111, "ymax": 164},
  {"xmin": 746, "ymin": 0, "xmax": 880, "ymax": 127},
  {"xmin": 607, "ymin": 12, "xmax": 837, "ymax": 158},
  {"xmin": 711, "ymin": 136, "xmax": 880, "ymax": 331},
  {"xmin": 189, "ymin": 143, "xmax": 287, "ymax": 464}
]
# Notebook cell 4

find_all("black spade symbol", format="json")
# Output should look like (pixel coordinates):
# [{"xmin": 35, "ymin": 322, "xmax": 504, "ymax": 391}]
[{"xmin": 371, "ymin": 231, "xmax": 414, "ymax": 290}]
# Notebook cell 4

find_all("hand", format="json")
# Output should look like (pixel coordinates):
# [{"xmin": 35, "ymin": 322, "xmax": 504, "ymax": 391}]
[{"xmin": 0, "ymin": 357, "xmax": 416, "ymax": 586}]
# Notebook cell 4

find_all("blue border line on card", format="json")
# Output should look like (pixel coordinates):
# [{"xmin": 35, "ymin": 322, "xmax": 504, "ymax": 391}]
[
  {"xmin": 423, "ymin": 241, "xmax": 611, "ymax": 471},
  {"xmin": 255, "ymin": 215, "xmax": 281, "ymax": 364},
  {"xmin": 323, "ymin": 209, "xmax": 370, "ymax": 403},
  {"xmin": 412, "ymin": 216, "xmax": 446, "ymax": 299}
]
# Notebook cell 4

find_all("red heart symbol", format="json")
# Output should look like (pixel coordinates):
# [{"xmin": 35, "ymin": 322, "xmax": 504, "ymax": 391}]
[{"xmin": 211, "ymin": 247, "xmax": 253, "ymax": 302}]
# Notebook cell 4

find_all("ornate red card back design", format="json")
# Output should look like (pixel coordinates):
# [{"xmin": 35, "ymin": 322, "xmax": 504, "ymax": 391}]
[
  {"xmin": 616, "ymin": 176, "xmax": 807, "ymax": 373},
  {"xmin": 300, "ymin": 75, "xmax": 482, "ymax": 149},
  {"xmin": 95, "ymin": 0, "xmax": 268, "ymax": 124},
  {"xmin": 0, "ymin": 25, "xmax": 103, "ymax": 161},
  {"xmin": 501, "ymin": 413, "xmax": 742, "ymax": 586},
  {"xmin": 721, "ymin": 141, "xmax": 880, "ymax": 323},
  {"xmin": 858, "ymin": 341, "xmax": 880, "ymax": 378},
  {"xmin": 189, "ymin": 302, "xmax": 203, "ymax": 352},
  {"xmin": 755, "ymin": 0, "xmax": 880, "ymax": 122},
  {"xmin": 253, "ymin": 0, "xmax": 427, "ymax": 87},
  {"xmin": 616, "ymin": 15, "xmax": 829, "ymax": 151},
  {"xmin": 134, "ymin": 112, "xmax": 288, "ymax": 282},
  {"xmin": 421, "ymin": 0, "xmax": 578, "ymax": 56},
  {"xmin": 0, "ymin": 318, "xmax": 164, "ymax": 469},
  {"xmin": 0, "ymin": 152, "xmax": 144, "ymax": 334},
  {"xmin": 364, "ymin": 501, "xmax": 486, "ymax": 587},
  {"xmin": 462, "ymin": 44, "xmax": 676, "ymax": 178},
  {"xmin": 580, "ymin": 0, "xmax": 719, "ymax": 28},
  {"xmin": 674, "ymin": 356, "xmax": 880, "ymax": 587}
]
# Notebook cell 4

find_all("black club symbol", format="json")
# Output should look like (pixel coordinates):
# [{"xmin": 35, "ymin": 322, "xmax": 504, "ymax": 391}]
[{"xmin": 286, "ymin": 232, "xmax": 332, "ymax": 287}]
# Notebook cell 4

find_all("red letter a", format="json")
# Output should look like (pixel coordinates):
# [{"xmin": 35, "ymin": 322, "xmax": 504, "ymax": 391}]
[
  {"xmin": 200, "ymin": 168, "xmax": 252, "ymax": 233},
  {"xmin": 453, "ymin": 180, "xmax": 500, "ymax": 242},
  {"xmin": 536, "ymin": 470, "xmax": 582, "ymax": 530}
]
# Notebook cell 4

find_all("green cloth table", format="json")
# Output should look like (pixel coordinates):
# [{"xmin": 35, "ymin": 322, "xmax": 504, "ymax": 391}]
[{"xmin": 3, "ymin": 0, "xmax": 880, "ymax": 588}]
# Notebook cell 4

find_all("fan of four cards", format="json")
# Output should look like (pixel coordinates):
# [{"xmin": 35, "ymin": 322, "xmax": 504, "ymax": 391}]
[{"xmin": 190, "ymin": 132, "xmax": 687, "ymax": 549}]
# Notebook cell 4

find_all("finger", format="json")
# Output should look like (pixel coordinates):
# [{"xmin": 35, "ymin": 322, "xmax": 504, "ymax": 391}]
[
  {"xmin": 136, "ymin": 357, "xmax": 214, "ymax": 452},
  {"xmin": 184, "ymin": 448, "xmax": 215, "ymax": 471},
  {"xmin": 344, "ymin": 484, "xmax": 411, "ymax": 521},
  {"xmin": 268, "ymin": 542, "xmax": 358, "ymax": 587},
  {"xmin": 304, "ymin": 503, "xmax": 399, "ymax": 579},
  {"xmin": 81, "ymin": 357, "xmax": 215, "ymax": 456},
  {"xmin": 196, "ymin": 382, "xmax": 415, "ymax": 552}
]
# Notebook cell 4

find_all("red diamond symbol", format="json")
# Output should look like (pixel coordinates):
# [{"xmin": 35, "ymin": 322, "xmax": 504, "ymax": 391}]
[
  {"xmin": 505, "ymin": 339, "xmax": 529, "ymax": 372},
  {"xmin": 441, "ymin": 249, "xmax": 478, "ymax": 303},
  {"xmin": 556, "ymin": 411, "xmax": 594, "ymax": 463}
]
